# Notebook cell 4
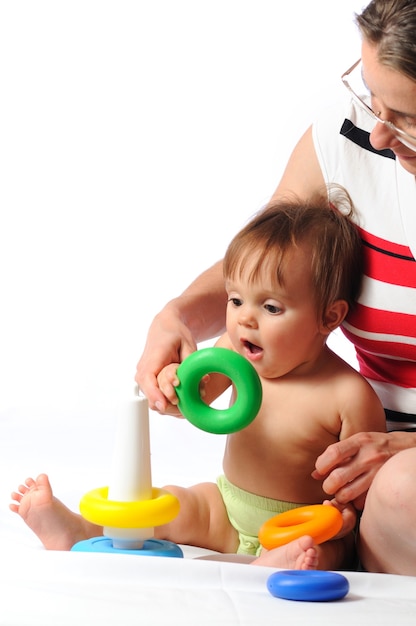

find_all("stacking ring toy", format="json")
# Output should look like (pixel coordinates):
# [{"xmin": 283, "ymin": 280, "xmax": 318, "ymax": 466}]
[
  {"xmin": 72, "ymin": 537, "xmax": 184, "ymax": 558},
  {"xmin": 259, "ymin": 504, "xmax": 343, "ymax": 550},
  {"xmin": 175, "ymin": 347, "xmax": 262, "ymax": 434},
  {"xmin": 267, "ymin": 570, "xmax": 349, "ymax": 602},
  {"xmin": 79, "ymin": 486, "xmax": 180, "ymax": 528}
]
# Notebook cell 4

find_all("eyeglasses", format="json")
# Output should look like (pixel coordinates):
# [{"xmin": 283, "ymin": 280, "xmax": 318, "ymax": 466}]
[{"xmin": 341, "ymin": 59, "xmax": 416, "ymax": 152}]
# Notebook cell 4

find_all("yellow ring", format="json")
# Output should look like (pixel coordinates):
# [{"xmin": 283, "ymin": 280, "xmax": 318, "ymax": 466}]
[
  {"xmin": 258, "ymin": 504, "xmax": 343, "ymax": 550},
  {"xmin": 79, "ymin": 486, "xmax": 180, "ymax": 528}
]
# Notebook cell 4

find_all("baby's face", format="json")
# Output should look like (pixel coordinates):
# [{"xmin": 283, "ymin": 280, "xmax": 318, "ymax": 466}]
[{"xmin": 225, "ymin": 246, "xmax": 323, "ymax": 380}]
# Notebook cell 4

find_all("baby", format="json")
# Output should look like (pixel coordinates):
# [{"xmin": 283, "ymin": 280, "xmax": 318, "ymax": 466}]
[{"xmin": 11, "ymin": 196, "xmax": 386, "ymax": 570}]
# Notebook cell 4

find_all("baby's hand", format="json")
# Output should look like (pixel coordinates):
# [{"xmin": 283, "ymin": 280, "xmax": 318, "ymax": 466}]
[
  {"xmin": 323, "ymin": 499, "xmax": 357, "ymax": 539},
  {"xmin": 156, "ymin": 363, "xmax": 183, "ymax": 416}
]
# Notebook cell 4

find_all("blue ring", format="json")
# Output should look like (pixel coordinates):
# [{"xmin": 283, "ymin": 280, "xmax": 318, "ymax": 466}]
[
  {"xmin": 71, "ymin": 537, "xmax": 184, "ymax": 558},
  {"xmin": 267, "ymin": 570, "xmax": 349, "ymax": 602}
]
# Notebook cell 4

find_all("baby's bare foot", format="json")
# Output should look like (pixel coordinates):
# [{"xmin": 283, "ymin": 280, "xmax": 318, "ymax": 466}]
[
  {"xmin": 251, "ymin": 535, "xmax": 319, "ymax": 570},
  {"xmin": 10, "ymin": 474, "xmax": 100, "ymax": 550},
  {"xmin": 10, "ymin": 474, "xmax": 54, "ymax": 518}
]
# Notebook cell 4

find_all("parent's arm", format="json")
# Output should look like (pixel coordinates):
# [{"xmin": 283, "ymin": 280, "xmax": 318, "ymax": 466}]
[
  {"xmin": 135, "ymin": 261, "xmax": 227, "ymax": 411},
  {"xmin": 135, "ymin": 126, "xmax": 325, "ymax": 412}
]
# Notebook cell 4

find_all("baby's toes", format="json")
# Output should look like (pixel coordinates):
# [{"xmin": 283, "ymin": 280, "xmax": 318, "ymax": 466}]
[
  {"xmin": 23, "ymin": 477, "xmax": 36, "ymax": 491},
  {"xmin": 10, "ymin": 491, "xmax": 22, "ymax": 503}
]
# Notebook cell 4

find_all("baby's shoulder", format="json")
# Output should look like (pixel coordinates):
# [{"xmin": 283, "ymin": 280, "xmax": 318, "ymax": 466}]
[{"xmin": 327, "ymin": 354, "xmax": 375, "ymax": 396}]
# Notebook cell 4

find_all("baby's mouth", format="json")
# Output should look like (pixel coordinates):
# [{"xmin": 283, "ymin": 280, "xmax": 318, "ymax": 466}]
[{"xmin": 242, "ymin": 340, "xmax": 263, "ymax": 355}]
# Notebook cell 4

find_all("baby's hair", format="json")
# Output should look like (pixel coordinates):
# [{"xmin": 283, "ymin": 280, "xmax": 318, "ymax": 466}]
[{"xmin": 223, "ymin": 190, "xmax": 363, "ymax": 325}]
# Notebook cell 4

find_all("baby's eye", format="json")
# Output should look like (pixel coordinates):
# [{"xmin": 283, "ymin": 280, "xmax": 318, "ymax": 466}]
[
  {"xmin": 228, "ymin": 297, "xmax": 243, "ymax": 307},
  {"xmin": 264, "ymin": 303, "xmax": 282, "ymax": 314}
]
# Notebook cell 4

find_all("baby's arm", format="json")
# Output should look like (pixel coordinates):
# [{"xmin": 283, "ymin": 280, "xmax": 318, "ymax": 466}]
[
  {"xmin": 315, "ymin": 373, "xmax": 386, "ymax": 509},
  {"xmin": 338, "ymin": 375, "xmax": 387, "ymax": 440}
]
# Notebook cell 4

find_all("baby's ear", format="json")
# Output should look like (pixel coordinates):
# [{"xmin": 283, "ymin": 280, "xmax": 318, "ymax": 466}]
[{"xmin": 321, "ymin": 299, "xmax": 349, "ymax": 334}]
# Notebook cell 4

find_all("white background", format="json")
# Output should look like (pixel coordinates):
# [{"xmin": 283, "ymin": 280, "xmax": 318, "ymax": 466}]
[
  {"xmin": 0, "ymin": 0, "xmax": 365, "ymax": 502},
  {"xmin": 0, "ymin": 1, "xmax": 365, "ymax": 492},
  {"xmin": 3, "ymin": 10, "xmax": 416, "ymax": 619}
]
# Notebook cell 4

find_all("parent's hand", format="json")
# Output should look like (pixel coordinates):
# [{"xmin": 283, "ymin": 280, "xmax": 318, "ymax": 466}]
[
  {"xmin": 312, "ymin": 432, "xmax": 392, "ymax": 510},
  {"xmin": 135, "ymin": 305, "xmax": 197, "ymax": 414}
]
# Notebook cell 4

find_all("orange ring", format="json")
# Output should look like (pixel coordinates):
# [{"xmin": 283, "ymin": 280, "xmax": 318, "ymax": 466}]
[{"xmin": 258, "ymin": 504, "xmax": 343, "ymax": 550}]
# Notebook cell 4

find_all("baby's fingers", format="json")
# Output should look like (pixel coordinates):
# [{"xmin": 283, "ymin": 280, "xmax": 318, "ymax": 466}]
[{"xmin": 157, "ymin": 364, "xmax": 180, "ymax": 405}]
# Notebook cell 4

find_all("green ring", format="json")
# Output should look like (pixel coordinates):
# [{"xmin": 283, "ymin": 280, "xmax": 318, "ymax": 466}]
[{"xmin": 175, "ymin": 347, "xmax": 262, "ymax": 434}]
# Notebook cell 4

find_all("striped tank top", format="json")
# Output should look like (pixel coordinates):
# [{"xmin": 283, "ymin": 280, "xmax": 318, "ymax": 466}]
[{"xmin": 313, "ymin": 96, "xmax": 416, "ymax": 430}]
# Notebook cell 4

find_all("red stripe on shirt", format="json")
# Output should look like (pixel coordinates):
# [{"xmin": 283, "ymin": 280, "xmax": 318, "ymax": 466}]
[
  {"xmin": 343, "ymin": 325, "xmax": 416, "ymax": 362},
  {"xmin": 354, "ymin": 348, "xmax": 416, "ymax": 388},
  {"xmin": 358, "ymin": 227, "xmax": 416, "ymax": 288},
  {"xmin": 347, "ymin": 304, "xmax": 416, "ymax": 339}
]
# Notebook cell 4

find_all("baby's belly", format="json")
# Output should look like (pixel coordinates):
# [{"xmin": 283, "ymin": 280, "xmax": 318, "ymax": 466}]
[{"xmin": 223, "ymin": 458, "xmax": 326, "ymax": 504}]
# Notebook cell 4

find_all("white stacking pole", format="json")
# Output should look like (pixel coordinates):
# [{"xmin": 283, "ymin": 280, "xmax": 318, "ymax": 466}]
[{"xmin": 103, "ymin": 387, "xmax": 154, "ymax": 549}]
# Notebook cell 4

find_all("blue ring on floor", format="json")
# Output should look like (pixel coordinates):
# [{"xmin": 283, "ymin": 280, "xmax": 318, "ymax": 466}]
[{"xmin": 267, "ymin": 570, "xmax": 349, "ymax": 602}]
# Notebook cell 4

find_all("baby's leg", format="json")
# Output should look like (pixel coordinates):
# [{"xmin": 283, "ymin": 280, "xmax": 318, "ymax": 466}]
[
  {"xmin": 252, "ymin": 535, "xmax": 319, "ymax": 570},
  {"xmin": 155, "ymin": 482, "xmax": 239, "ymax": 553},
  {"xmin": 10, "ymin": 474, "xmax": 100, "ymax": 550}
]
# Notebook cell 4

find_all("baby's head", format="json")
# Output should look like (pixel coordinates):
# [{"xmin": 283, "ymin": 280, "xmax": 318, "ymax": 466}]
[{"xmin": 223, "ymin": 193, "xmax": 363, "ymax": 326}]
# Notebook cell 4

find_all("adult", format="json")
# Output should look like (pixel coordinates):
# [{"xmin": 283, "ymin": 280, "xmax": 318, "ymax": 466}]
[{"xmin": 135, "ymin": 0, "xmax": 416, "ymax": 574}]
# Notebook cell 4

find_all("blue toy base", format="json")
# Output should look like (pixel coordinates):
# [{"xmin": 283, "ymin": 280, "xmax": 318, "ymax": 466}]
[{"xmin": 71, "ymin": 537, "xmax": 184, "ymax": 558}]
